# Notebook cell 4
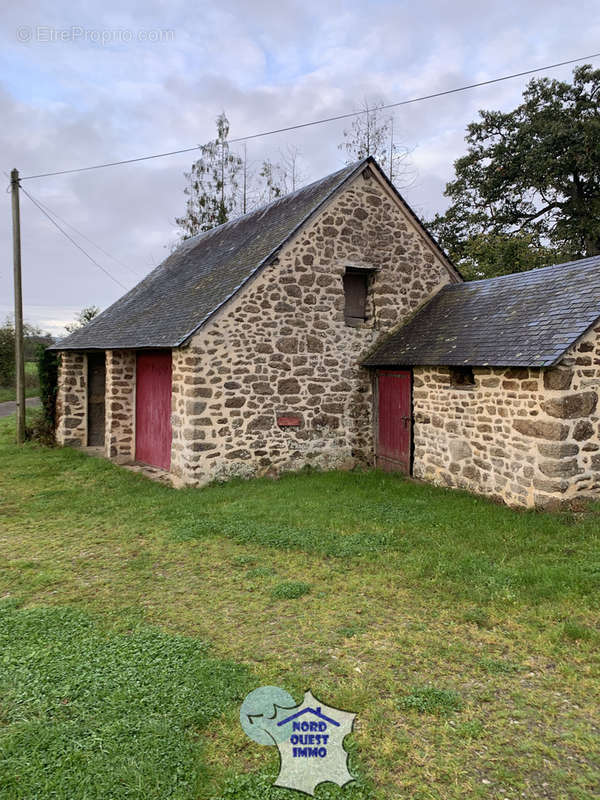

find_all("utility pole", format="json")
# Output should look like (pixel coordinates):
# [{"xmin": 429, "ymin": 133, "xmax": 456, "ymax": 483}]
[{"xmin": 11, "ymin": 168, "xmax": 25, "ymax": 444}]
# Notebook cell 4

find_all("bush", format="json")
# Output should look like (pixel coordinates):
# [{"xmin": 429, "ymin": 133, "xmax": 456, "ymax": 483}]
[
  {"xmin": 0, "ymin": 323, "xmax": 15, "ymax": 387},
  {"xmin": 25, "ymin": 409, "xmax": 55, "ymax": 446},
  {"xmin": 25, "ymin": 345, "xmax": 58, "ymax": 444},
  {"xmin": 37, "ymin": 345, "xmax": 58, "ymax": 423},
  {"xmin": 25, "ymin": 361, "xmax": 39, "ymax": 389},
  {"xmin": 0, "ymin": 322, "xmax": 53, "ymax": 389}
]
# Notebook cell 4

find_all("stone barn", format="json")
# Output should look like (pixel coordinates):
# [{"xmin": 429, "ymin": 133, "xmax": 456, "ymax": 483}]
[{"xmin": 51, "ymin": 156, "xmax": 600, "ymax": 507}]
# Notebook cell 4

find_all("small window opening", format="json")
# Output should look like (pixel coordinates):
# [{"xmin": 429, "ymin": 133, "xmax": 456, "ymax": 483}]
[
  {"xmin": 343, "ymin": 269, "xmax": 369, "ymax": 326},
  {"xmin": 449, "ymin": 366, "xmax": 475, "ymax": 387}
]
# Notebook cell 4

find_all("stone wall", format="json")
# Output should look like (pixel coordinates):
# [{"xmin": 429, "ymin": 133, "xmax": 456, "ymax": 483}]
[
  {"xmin": 412, "ymin": 325, "xmax": 600, "ymax": 507},
  {"xmin": 105, "ymin": 350, "xmax": 136, "ymax": 462},
  {"xmin": 55, "ymin": 352, "xmax": 87, "ymax": 446},
  {"xmin": 542, "ymin": 324, "xmax": 600, "ymax": 500},
  {"xmin": 170, "ymin": 168, "xmax": 456, "ymax": 485}
]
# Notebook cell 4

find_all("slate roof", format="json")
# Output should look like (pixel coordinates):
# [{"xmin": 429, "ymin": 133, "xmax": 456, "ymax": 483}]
[
  {"xmin": 363, "ymin": 255, "xmax": 600, "ymax": 368},
  {"xmin": 52, "ymin": 160, "xmax": 370, "ymax": 350}
]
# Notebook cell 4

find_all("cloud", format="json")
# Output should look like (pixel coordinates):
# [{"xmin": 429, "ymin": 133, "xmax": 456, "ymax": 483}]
[{"xmin": 1, "ymin": 0, "xmax": 599, "ymax": 328}]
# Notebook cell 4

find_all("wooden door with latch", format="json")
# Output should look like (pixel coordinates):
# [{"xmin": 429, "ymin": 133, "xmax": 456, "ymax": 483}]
[
  {"xmin": 135, "ymin": 351, "xmax": 172, "ymax": 470},
  {"xmin": 376, "ymin": 370, "xmax": 412, "ymax": 473}
]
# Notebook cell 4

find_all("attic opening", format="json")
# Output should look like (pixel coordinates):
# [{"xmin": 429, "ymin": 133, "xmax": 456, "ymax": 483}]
[
  {"xmin": 449, "ymin": 365, "xmax": 475, "ymax": 388},
  {"xmin": 343, "ymin": 268, "xmax": 372, "ymax": 326}
]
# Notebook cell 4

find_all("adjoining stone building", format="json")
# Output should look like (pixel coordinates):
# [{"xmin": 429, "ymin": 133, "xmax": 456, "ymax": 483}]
[
  {"xmin": 51, "ymin": 157, "xmax": 600, "ymax": 507},
  {"xmin": 363, "ymin": 257, "xmax": 600, "ymax": 507}
]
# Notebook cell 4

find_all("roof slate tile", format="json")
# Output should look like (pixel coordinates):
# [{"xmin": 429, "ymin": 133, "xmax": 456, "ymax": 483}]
[
  {"xmin": 51, "ymin": 160, "xmax": 366, "ymax": 350},
  {"xmin": 363, "ymin": 255, "xmax": 600, "ymax": 368}
]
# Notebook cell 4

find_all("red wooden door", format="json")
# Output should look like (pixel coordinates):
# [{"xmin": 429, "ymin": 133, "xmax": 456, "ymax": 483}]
[
  {"xmin": 377, "ymin": 370, "xmax": 412, "ymax": 473},
  {"xmin": 135, "ymin": 352, "xmax": 172, "ymax": 470}
]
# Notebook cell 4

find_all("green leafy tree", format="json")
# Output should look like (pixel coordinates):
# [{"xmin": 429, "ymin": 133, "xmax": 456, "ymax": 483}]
[
  {"xmin": 431, "ymin": 228, "xmax": 570, "ymax": 281},
  {"xmin": 0, "ymin": 319, "xmax": 54, "ymax": 387},
  {"xmin": 176, "ymin": 113, "xmax": 243, "ymax": 238},
  {"xmin": 23, "ymin": 325, "xmax": 54, "ymax": 360},
  {"xmin": 430, "ymin": 65, "xmax": 600, "ymax": 277},
  {"xmin": 65, "ymin": 306, "xmax": 100, "ymax": 334}
]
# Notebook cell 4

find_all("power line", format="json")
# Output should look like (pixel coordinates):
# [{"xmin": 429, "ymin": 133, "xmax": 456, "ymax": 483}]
[
  {"xmin": 24, "ymin": 190, "xmax": 142, "ymax": 278},
  {"xmin": 19, "ymin": 184, "xmax": 129, "ymax": 290},
  {"xmin": 19, "ymin": 51, "xmax": 600, "ymax": 181}
]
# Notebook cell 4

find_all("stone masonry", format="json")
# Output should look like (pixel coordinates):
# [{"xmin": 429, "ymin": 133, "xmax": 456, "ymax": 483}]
[
  {"xmin": 56, "ymin": 350, "xmax": 136, "ymax": 460},
  {"xmin": 105, "ymin": 350, "xmax": 136, "ymax": 462},
  {"xmin": 169, "ymin": 169, "xmax": 455, "ymax": 484},
  {"xmin": 412, "ymin": 324, "xmax": 600, "ymax": 507},
  {"xmin": 55, "ymin": 351, "xmax": 87, "ymax": 446}
]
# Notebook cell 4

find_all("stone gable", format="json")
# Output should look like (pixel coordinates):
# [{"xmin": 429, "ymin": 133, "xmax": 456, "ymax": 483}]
[{"xmin": 170, "ymin": 169, "xmax": 453, "ymax": 484}]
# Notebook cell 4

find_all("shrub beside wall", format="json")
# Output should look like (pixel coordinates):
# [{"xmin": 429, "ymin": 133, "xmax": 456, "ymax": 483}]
[{"xmin": 26, "ymin": 346, "xmax": 58, "ymax": 444}]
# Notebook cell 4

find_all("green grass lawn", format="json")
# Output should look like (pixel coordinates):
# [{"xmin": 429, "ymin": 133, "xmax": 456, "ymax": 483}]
[
  {"xmin": 0, "ymin": 362, "xmax": 39, "ymax": 403},
  {"xmin": 0, "ymin": 413, "xmax": 599, "ymax": 798}
]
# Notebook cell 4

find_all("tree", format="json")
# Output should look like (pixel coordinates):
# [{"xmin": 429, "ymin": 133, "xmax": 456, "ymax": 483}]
[
  {"xmin": 442, "ymin": 232, "xmax": 570, "ymax": 281},
  {"xmin": 258, "ymin": 147, "xmax": 307, "ymax": 203},
  {"xmin": 23, "ymin": 325, "xmax": 54, "ymax": 360},
  {"xmin": 65, "ymin": 306, "xmax": 100, "ymax": 334},
  {"xmin": 429, "ymin": 65, "xmax": 600, "ymax": 277},
  {"xmin": 339, "ymin": 99, "xmax": 412, "ymax": 186},
  {"xmin": 258, "ymin": 159, "xmax": 282, "ymax": 203},
  {"xmin": 176, "ymin": 113, "xmax": 243, "ymax": 238},
  {"xmin": 0, "ymin": 319, "xmax": 54, "ymax": 388}
]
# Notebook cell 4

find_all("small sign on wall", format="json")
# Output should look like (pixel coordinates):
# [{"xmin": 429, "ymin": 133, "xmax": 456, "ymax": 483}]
[{"xmin": 277, "ymin": 415, "xmax": 302, "ymax": 428}]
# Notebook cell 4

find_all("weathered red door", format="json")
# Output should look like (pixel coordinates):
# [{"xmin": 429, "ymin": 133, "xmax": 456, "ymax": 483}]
[
  {"xmin": 377, "ymin": 370, "xmax": 412, "ymax": 473},
  {"xmin": 135, "ymin": 351, "xmax": 172, "ymax": 470}
]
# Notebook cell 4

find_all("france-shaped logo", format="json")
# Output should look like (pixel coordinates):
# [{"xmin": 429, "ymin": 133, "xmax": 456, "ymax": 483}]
[{"xmin": 240, "ymin": 685, "xmax": 356, "ymax": 796}]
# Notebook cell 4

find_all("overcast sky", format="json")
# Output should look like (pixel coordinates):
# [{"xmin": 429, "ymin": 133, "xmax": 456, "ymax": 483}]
[{"xmin": 1, "ymin": 0, "xmax": 599, "ymax": 335}]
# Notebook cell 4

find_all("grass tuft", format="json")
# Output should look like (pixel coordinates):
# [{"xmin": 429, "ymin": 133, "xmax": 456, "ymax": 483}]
[
  {"xmin": 479, "ymin": 657, "xmax": 521, "ymax": 674},
  {"xmin": 270, "ymin": 580, "xmax": 311, "ymax": 600},
  {"xmin": 246, "ymin": 566, "xmax": 277, "ymax": 578},
  {"xmin": 454, "ymin": 720, "xmax": 484, "ymax": 739},
  {"xmin": 399, "ymin": 685, "xmax": 463, "ymax": 716},
  {"xmin": 463, "ymin": 607, "xmax": 493, "ymax": 628},
  {"xmin": 560, "ymin": 620, "xmax": 596, "ymax": 642}
]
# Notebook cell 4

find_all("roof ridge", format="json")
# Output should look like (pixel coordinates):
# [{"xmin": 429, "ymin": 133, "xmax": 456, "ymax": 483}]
[
  {"xmin": 174, "ymin": 158, "xmax": 369, "ymax": 345},
  {"xmin": 174, "ymin": 159, "xmax": 366, "ymax": 255},
  {"xmin": 50, "ymin": 157, "xmax": 370, "ymax": 351}
]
